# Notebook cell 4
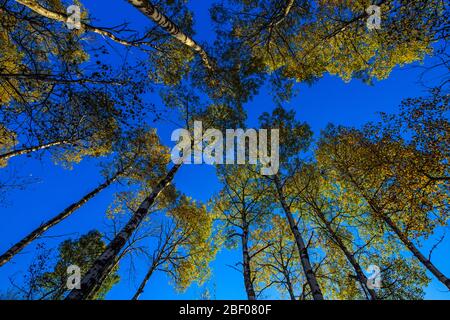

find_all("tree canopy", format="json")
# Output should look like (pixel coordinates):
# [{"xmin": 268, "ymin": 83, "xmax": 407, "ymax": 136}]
[{"xmin": 0, "ymin": 0, "xmax": 448, "ymax": 301}]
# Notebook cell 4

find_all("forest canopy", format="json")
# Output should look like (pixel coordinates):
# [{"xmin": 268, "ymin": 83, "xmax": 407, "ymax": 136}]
[{"xmin": 0, "ymin": 0, "xmax": 448, "ymax": 301}]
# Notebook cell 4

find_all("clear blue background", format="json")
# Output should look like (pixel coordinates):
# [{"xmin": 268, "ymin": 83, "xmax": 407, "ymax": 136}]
[{"xmin": 0, "ymin": 0, "xmax": 448, "ymax": 300}]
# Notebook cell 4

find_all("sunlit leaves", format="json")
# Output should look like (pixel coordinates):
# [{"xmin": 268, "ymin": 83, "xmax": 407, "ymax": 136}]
[
  {"xmin": 215, "ymin": 0, "xmax": 444, "ymax": 85},
  {"xmin": 35, "ymin": 231, "xmax": 120, "ymax": 300},
  {"xmin": 0, "ymin": 125, "xmax": 17, "ymax": 167}
]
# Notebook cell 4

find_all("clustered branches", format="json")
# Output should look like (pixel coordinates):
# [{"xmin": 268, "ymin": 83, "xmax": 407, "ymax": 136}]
[{"xmin": 0, "ymin": 0, "xmax": 448, "ymax": 301}]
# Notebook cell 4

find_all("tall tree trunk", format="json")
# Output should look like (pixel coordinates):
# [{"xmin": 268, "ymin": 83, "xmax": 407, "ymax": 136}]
[
  {"xmin": 271, "ymin": 0, "xmax": 295, "ymax": 27},
  {"xmin": 274, "ymin": 176, "xmax": 324, "ymax": 300},
  {"xmin": 378, "ymin": 206, "xmax": 450, "ymax": 290},
  {"xmin": 65, "ymin": 164, "xmax": 181, "ymax": 300},
  {"xmin": 132, "ymin": 263, "xmax": 157, "ymax": 300},
  {"xmin": 15, "ymin": 0, "xmax": 138, "ymax": 46},
  {"xmin": 126, "ymin": 0, "xmax": 213, "ymax": 70},
  {"xmin": 0, "ymin": 140, "xmax": 69, "ymax": 163},
  {"xmin": 242, "ymin": 224, "xmax": 256, "ymax": 300},
  {"xmin": 282, "ymin": 0, "xmax": 295, "ymax": 17},
  {"xmin": 283, "ymin": 269, "xmax": 296, "ymax": 300},
  {"xmin": 343, "ymin": 170, "xmax": 450, "ymax": 290},
  {"xmin": 311, "ymin": 204, "xmax": 377, "ymax": 300},
  {"xmin": 0, "ymin": 170, "xmax": 122, "ymax": 267},
  {"xmin": 132, "ymin": 240, "xmax": 168, "ymax": 300}
]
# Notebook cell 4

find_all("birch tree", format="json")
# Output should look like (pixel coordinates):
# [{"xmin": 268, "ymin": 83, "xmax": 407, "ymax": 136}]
[
  {"xmin": 316, "ymin": 90, "xmax": 450, "ymax": 289},
  {"xmin": 62, "ymin": 73, "xmax": 250, "ymax": 299},
  {"xmin": 0, "ymin": 129, "xmax": 168, "ymax": 267},
  {"xmin": 252, "ymin": 215, "xmax": 306, "ymax": 300},
  {"xmin": 5, "ymin": 231, "xmax": 120, "ymax": 300},
  {"xmin": 131, "ymin": 195, "xmax": 215, "ymax": 300},
  {"xmin": 289, "ymin": 165, "xmax": 379, "ymax": 300},
  {"xmin": 213, "ymin": 0, "xmax": 446, "ymax": 83},
  {"xmin": 213, "ymin": 165, "xmax": 273, "ymax": 300},
  {"xmin": 258, "ymin": 106, "xmax": 325, "ymax": 300}
]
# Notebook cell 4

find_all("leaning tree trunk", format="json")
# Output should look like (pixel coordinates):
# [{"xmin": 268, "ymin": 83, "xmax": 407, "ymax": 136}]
[
  {"xmin": 242, "ymin": 222, "xmax": 256, "ymax": 300},
  {"xmin": 65, "ymin": 164, "xmax": 181, "ymax": 300},
  {"xmin": 378, "ymin": 207, "xmax": 450, "ymax": 290},
  {"xmin": 311, "ymin": 204, "xmax": 377, "ymax": 300},
  {"xmin": 15, "ymin": 0, "xmax": 136, "ymax": 46},
  {"xmin": 132, "ymin": 263, "xmax": 158, "ymax": 300},
  {"xmin": 132, "ymin": 240, "xmax": 168, "ymax": 300},
  {"xmin": 342, "ymin": 168, "xmax": 450, "ymax": 290},
  {"xmin": 274, "ymin": 176, "xmax": 324, "ymax": 300},
  {"xmin": 0, "ymin": 140, "xmax": 69, "ymax": 164},
  {"xmin": 283, "ymin": 269, "xmax": 296, "ymax": 300},
  {"xmin": 126, "ymin": 0, "xmax": 213, "ymax": 70},
  {"xmin": 0, "ymin": 170, "xmax": 122, "ymax": 267},
  {"xmin": 271, "ymin": 0, "xmax": 295, "ymax": 27},
  {"xmin": 15, "ymin": 0, "xmax": 212, "ymax": 64}
]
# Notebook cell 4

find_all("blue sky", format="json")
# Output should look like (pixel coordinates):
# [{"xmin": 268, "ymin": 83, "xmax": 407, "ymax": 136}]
[{"xmin": 0, "ymin": 0, "xmax": 449, "ymax": 300}]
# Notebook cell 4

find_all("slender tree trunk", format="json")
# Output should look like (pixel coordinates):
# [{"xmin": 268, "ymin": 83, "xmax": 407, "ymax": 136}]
[
  {"xmin": 350, "ymin": 178, "xmax": 450, "ymax": 290},
  {"xmin": 272, "ymin": 0, "xmax": 295, "ymax": 26},
  {"xmin": 132, "ymin": 241, "xmax": 168, "ymax": 300},
  {"xmin": 343, "ymin": 169, "xmax": 450, "ymax": 290},
  {"xmin": 0, "ymin": 140, "xmax": 69, "ymax": 163},
  {"xmin": 65, "ymin": 164, "xmax": 181, "ymax": 300},
  {"xmin": 311, "ymin": 205, "xmax": 377, "ymax": 300},
  {"xmin": 274, "ymin": 176, "xmax": 324, "ymax": 300},
  {"xmin": 132, "ymin": 263, "xmax": 157, "ymax": 300},
  {"xmin": 16, "ymin": 0, "xmax": 213, "ymax": 66},
  {"xmin": 283, "ymin": 270, "xmax": 296, "ymax": 300},
  {"xmin": 380, "ymin": 209, "xmax": 450, "ymax": 290},
  {"xmin": 242, "ymin": 224, "xmax": 256, "ymax": 300},
  {"xmin": 15, "ymin": 0, "xmax": 138, "ymax": 46},
  {"xmin": 126, "ymin": 0, "xmax": 213, "ymax": 70},
  {"xmin": 0, "ymin": 171, "xmax": 122, "ymax": 267}
]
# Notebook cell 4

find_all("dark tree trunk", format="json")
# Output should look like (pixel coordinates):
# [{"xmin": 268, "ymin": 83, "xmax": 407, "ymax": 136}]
[
  {"xmin": 132, "ymin": 264, "xmax": 157, "ymax": 300},
  {"xmin": 283, "ymin": 269, "xmax": 296, "ymax": 300},
  {"xmin": 381, "ymin": 210, "xmax": 450, "ymax": 290},
  {"xmin": 274, "ymin": 176, "xmax": 324, "ymax": 300},
  {"xmin": 0, "ymin": 171, "xmax": 121, "ymax": 267},
  {"xmin": 242, "ymin": 224, "xmax": 256, "ymax": 300},
  {"xmin": 65, "ymin": 164, "xmax": 181, "ymax": 300},
  {"xmin": 311, "ymin": 205, "xmax": 377, "ymax": 300}
]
